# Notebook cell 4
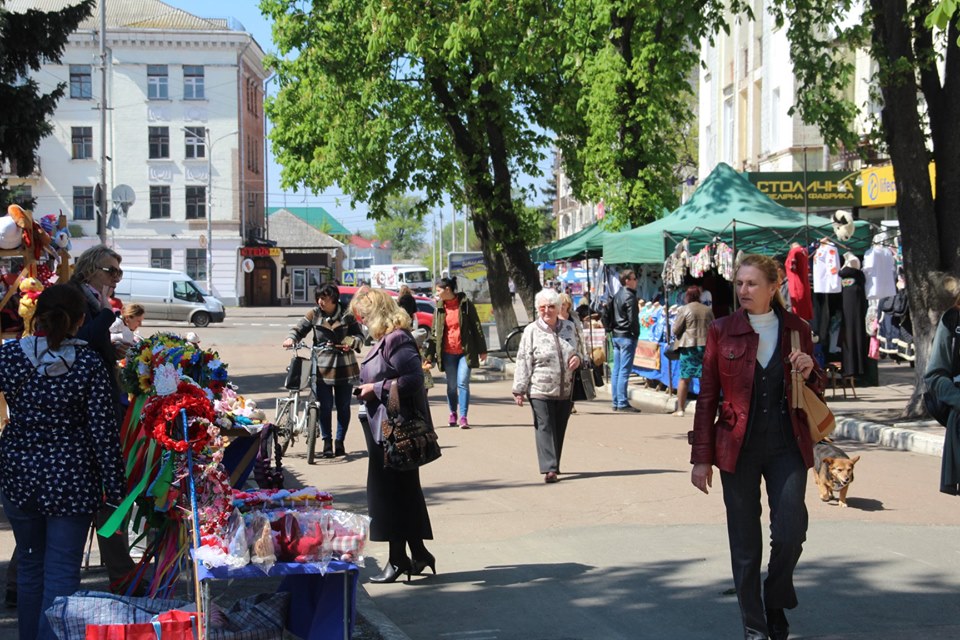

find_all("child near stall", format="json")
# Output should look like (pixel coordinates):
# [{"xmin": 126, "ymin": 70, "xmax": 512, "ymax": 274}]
[{"xmin": 109, "ymin": 303, "xmax": 145, "ymax": 350}]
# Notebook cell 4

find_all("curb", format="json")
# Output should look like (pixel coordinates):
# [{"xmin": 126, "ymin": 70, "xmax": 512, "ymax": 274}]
[
  {"xmin": 356, "ymin": 586, "xmax": 414, "ymax": 640},
  {"xmin": 833, "ymin": 415, "xmax": 944, "ymax": 457}
]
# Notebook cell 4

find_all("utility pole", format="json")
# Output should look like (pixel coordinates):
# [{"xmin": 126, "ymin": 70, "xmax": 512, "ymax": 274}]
[
  {"xmin": 438, "ymin": 209, "xmax": 444, "ymax": 277},
  {"xmin": 451, "ymin": 206, "xmax": 457, "ymax": 253},
  {"xmin": 463, "ymin": 206, "xmax": 468, "ymax": 250},
  {"xmin": 205, "ymin": 128, "xmax": 238, "ymax": 294},
  {"xmin": 97, "ymin": 0, "xmax": 108, "ymax": 244}
]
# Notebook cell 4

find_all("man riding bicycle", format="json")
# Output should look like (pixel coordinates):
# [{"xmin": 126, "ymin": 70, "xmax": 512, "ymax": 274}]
[{"xmin": 282, "ymin": 283, "xmax": 365, "ymax": 458}]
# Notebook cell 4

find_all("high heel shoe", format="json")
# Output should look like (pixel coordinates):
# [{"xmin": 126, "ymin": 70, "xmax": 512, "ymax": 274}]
[
  {"xmin": 369, "ymin": 558, "xmax": 412, "ymax": 584},
  {"xmin": 410, "ymin": 552, "xmax": 436, "ymax": 576}
]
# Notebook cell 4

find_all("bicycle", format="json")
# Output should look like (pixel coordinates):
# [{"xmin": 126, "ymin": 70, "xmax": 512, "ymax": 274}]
[
  {"xmin": 502, "ymin": 324, "xmax": 528, "ymax": 362},
  {"xmin": 275, "ymin": 342, "xmax": 326, "ymax": 464}
]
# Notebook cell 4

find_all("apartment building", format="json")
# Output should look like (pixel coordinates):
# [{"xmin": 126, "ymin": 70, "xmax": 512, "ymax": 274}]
[{"xmin": 4, "ymin": 0, "xmax": 268, "ymax": 304}]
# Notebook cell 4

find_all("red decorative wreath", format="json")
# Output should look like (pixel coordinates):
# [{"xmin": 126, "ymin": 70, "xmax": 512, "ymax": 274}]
[{"xmin": 142, "ymin": 381, "xmax": 216, "ymax": 454}]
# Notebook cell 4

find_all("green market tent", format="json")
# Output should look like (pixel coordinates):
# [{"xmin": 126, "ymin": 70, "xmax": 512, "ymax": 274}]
[
  {"xmin": 602, "ymin": 163, "xmax": 873, "ymax": 264},
  {"xmin": 542, "ymin": 222, "xmax": 608, "ymax": 261}
]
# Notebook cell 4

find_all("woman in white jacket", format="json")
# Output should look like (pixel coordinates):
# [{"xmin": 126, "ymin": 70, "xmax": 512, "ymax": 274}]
[{"xmin": 512, "ymin": 289, "xmax": 582, "ymax": 483}]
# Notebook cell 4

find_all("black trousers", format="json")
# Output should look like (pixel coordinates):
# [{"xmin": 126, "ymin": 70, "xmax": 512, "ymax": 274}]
[
  {"xmin": 529, "ymin": 398, "xmax": 572, "ymax": 474},
  {"xmin": 720, "ymin": 447, "xmax": 808, "ymax": 639}
]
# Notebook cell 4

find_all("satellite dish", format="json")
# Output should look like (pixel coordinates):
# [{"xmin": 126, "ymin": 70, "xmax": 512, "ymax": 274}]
[{"xmin": 112, "ymin": 184, "xmax": 136, "ymax": 215}]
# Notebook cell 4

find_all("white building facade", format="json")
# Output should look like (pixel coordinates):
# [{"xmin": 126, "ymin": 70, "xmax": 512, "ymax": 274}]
[
  {"xmin": 5, "ymin": 1, "xmax": 268, "ymax": 305},
  {"xmin": 698, "ymin": 4, "xmax": 879, "ymax": 180}
]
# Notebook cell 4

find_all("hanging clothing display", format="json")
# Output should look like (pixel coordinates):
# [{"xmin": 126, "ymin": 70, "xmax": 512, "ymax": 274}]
[
  {"xmin": 839, "ymin": 266, "xmax": 868, "ymax": 376},
  {"xmin": 863, "ymin": 245, "xmax": 897, "ymax": 300},
  {"xmin": 785, "ymin": 244, "xmax": 813, "ymax": 320},
  {"xmin": 714, "ymin": 242, "xmax": 735, "ymax": 281},
  {"xmin": 636, "ymin": 265, "xmax": 662, "ymax": 302},
  {"xmin": 813, "ymin": 292, "xmax": 843, "ymax": 348},
  {"xmin": 813, "ymin": 241, "xmax": 842, "ymax": 294}
]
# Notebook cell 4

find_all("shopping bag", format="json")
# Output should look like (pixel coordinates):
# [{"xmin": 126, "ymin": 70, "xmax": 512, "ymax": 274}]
[
  {"xmin": 85, "ymin": 612, "xmax": 197, "ymax": 640},
  {"xmin": 790, "ymin": 331, "xmax": 836, "ymax": 443}
]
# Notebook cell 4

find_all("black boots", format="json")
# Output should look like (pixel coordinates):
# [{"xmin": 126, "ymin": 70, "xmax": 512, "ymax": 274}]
[
  {"xmin": 322, "ymin": 438, "xmax": 333, "ymax": 458},
  {"xmin": 334, "ymin": 439, "xmax": 345, "ymax": 457}
]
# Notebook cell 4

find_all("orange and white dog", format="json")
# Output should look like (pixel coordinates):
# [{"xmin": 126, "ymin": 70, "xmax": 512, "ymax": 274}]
[{"xmin": 813, "ymin": 440, "xmax": 860, "ymax": 507}]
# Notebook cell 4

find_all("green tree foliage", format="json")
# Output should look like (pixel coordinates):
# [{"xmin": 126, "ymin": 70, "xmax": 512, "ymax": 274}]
[
  {"xmin": 373, "ymin": 195, "xmax": 427, "ymax": 259},
  {"xmin": 261, "ymin": 0, "xmax": 572, "ymax": 333},
  {"xmin": 770, "ymin": 0, "xmax": 960, "ymax": 414},
  {"xmin": 551, "ymin": 0, "xmax": 744, "ymax": 229},
  {"xmin": 0, "ymin": 0, "xmax": 94, "ymax": 206}
]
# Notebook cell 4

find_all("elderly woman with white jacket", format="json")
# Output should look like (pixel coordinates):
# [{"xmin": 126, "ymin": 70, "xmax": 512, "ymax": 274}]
[{"xmin": 512, "ymin": 288, "xmax": 582, "ymax": 483}]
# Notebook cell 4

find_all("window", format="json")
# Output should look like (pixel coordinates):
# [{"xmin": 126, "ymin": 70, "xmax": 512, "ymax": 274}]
[
  {"xmin": 183, "ymin": 65, "xmax": 205, "ymax": 100},
  {"xmin": 186, "ymin": 249, "xmax": 206, "ymax": 283},
  {"xmin": 151, "ymin": 248, "xmax": 172, "ymax": 269},
  {"xmin": 185, "ymin": 186, "xmax": 206, "ymax": 219},
  {"xmin": 147, "ymin": 65, "xmax": 168, "ymax": 100},
  {"xmin": 73, "ymin": 186, "xmax": 95, "ymax": 220},
  {"xmin": 149, "ymin": 185, "xmax": 171, "ymax": 219},
  {"xmin": 71, "ymin": 127, "xmax": 93, "ymax": 159},
  {"xmin": 174, "ymin": 279, "xmax": 204, "ymax": 302},
  {"xmin": 184, "ymin": 127, "xmax": 206, "ymax": 159},
  {"xmin": 148, "ymin": 126, "xmax": 169, "ymax": 159},
  {"xmin": 70, "ymin": 65, "xmax": 92, "ymax": 99}
]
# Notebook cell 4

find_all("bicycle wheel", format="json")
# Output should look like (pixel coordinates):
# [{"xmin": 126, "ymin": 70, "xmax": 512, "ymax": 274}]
[
  {"xmin": 305, "ymin": 404, "xmax": 319, "ymax": 464},
  {"xmin": 505, "ymin": 328, "xmax": 523, "ymax": 362},
  {"xmin": 275, "ymin": 400, "xmax": 296, "ymax": 455}
]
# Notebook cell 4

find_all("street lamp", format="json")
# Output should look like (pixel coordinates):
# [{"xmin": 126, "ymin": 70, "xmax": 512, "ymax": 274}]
[{"xmin": 204, "ymin": 128, "xmax": 238, "ymax": 294}]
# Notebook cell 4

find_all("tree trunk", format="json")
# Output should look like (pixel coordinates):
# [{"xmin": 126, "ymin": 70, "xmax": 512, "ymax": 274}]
[{"xmin": 871, "ymin": 0, "xmax": 943, "ymax": 416}]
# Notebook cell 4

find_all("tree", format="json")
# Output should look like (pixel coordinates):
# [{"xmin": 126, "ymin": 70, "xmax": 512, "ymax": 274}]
[
  {"xmin": 770, "ymin": 0, "xmax": 960, "ymax": 415},
  {"xmin": 0, "ymin": 0, "xmax": 94, "ymax": 206},
  {"xmin": 551, "ymin": 0, "xmax": 743, "ymax": 229},
  {"xmin": 373, "ymin": 195, "xmax": 427, "ymax": 259},
  {"xmin": 261, "ymin": 0, "xmax": 570, "ymax": 336}
]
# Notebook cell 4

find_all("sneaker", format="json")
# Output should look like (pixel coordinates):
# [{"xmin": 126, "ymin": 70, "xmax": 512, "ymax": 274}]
[
  {"xmin": 459, "ymin": 416, "xmax": 470, "ymax": 429},
  {"xmin": 448, "ymin": 412, "xmax": 458, "ymax": 427}
]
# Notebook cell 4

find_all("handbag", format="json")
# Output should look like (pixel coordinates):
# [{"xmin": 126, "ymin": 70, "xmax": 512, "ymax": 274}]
[
  {"xmin": 572, "ymin": 367, "xmax": 596, "ymax": 401},
  {"xmin": 664, "ymin": 341, "xmax": 681, "ymax": 361},
  {"xmin": 381, "ymin": 382, "xmax": 441, "ymax": 471},
  {"xmin": 283, "ymin": 355, "xmax": 305, "ymax": 390},
  {"xmin": 790, "ymin": 331, "xmax": 836, "ymax": 442}
]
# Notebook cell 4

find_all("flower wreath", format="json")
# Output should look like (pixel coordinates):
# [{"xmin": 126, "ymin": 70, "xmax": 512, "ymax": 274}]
[
  {"xmin": 142, "ymin": 381, "xmax": 216, "ymax": 454},
  {"xmin": 120, "ymin": 332, "xmax": 229, "ymax": 398}
]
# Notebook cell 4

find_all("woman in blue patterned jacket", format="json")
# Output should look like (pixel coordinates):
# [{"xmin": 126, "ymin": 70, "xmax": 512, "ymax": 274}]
[{"xmin": 0, "ymin": 285, "xmax": 126, "ymax": 640}]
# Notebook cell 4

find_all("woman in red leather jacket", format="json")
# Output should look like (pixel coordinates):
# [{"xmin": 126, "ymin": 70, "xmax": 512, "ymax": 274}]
[{"xmin": 690, "ymin": 254, "xmax": 824, "ymax": 640}]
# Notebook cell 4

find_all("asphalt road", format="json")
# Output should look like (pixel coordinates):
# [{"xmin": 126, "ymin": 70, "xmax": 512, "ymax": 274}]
[{"xmin": 3, "ymin": 308, "xmax": 959, "ymax": 639}]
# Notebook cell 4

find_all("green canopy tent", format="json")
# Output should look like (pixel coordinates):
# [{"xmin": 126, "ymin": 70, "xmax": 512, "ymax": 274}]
[
  {"xmin": 542, "ymin": 222, "xmax": 609, "ymax": 261},
  {"xmin": 602, "ymin": 163, "xmax": 873, "ymax": 265}
]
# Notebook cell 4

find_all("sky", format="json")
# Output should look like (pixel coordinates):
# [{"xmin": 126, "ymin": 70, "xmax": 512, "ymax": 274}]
[{"xmin": 164, "ymin": 0, "xmax": 554, "ymax": 236}]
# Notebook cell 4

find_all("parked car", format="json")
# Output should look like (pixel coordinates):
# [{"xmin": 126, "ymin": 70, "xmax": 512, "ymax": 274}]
[{"xmin": 337, "ymin": 285, "xmax": 435, "ymax": 334}]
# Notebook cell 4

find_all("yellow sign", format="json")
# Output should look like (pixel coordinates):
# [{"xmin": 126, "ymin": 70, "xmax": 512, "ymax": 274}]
[{"xmin": 860, "ymin": 163, "xmax": 936, "ymax": 207}]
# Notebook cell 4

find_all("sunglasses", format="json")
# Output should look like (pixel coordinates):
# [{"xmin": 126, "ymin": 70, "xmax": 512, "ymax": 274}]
[{"xmin": 99, "ymin": 266, "xmax": 123, "ymax": 279}]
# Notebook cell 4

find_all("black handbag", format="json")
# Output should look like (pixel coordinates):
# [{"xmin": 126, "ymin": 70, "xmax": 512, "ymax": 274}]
[
  {"xmin": 381, "ymin": 383, "xmax": 441, "ymax": 471},
  {"xmin": 664, "ymin": 342, "xmax": 681, "ymax": 361},
  {"xmin": 572, "ymin": 368, "xmax": 596, "ymax": 401},
  {"xmin": 284, "ymin": 355, "xmax": 305, "ymax": 390}
]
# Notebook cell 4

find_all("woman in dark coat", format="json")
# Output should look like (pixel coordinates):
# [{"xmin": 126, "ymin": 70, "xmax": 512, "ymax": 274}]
[
  {"xmin": 352, "ymin": 288, "xmax": 435, "ymax": 584},
  {"xmin": 0, "ymin": 285, "xmax": 126, "ymax": 640},
  {"xmin": 690, "ymin": 254, "xmax": 825, "ymax": 640}
]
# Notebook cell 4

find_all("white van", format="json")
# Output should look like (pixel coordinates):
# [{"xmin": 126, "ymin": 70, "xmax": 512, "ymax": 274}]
[
  {"xmin": 368, "ymin": 264, "xmax": 432, "ymax": 294},
  {"xmin": 113, "ymin": 267, "xmax": 226, "ymax": 327}
]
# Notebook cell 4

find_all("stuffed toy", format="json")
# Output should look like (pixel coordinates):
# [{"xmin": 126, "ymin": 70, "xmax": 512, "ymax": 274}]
[
  {"xmin": 832, "ymin": 209, "xmax": 855, "ymax": 242},
  {"xmin": 8, "ymin": 204, "xmax": 54, "ymax": 261},
  {"xmin": 18, "ymin": 277, "xmax": 43, "ymax": 335},
  {"xmin": 0, "ymin": 215, "xmax": 19, "ymax": 250}
]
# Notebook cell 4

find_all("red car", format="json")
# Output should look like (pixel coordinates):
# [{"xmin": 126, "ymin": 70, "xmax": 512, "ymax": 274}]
[{"xmin": 337, "ymin": 285, "xmax": 435, "ymax": 328}]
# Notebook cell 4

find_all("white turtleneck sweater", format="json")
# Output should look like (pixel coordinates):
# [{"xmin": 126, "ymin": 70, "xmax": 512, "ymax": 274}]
[{"xmin": 748, "ymin": 310, "xmax": 778, "ymax": 368}]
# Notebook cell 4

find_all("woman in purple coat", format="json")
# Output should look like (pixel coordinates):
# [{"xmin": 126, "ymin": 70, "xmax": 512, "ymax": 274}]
[{"xmin": 352, "ymin": 289, "xmax": 435, "ymax": 584}]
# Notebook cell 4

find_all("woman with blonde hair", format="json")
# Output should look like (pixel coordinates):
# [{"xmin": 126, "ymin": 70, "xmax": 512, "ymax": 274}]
[
  {"xmin": 351, "ymin": 289, "xmax": 436, "ymax": 583},
  {"xmin": 690, "ymin": 253, "xmax": 824, "ymax": 640}
]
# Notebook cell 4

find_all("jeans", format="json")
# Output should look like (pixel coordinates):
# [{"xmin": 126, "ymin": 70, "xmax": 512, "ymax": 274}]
[
  {"xmin": 316, "ymin": 381, "xmax": 353, "ymax": 441},
  {"xmin": 611, "ymin": 336, "xmax": 637, "ymax": 408},
  {"xmin": 441, "ymin": 352, "xmax": 471, "ymax": 417},
  {"xmin": 720, "ymin": 448, "xmax": 808, "ymax": 638},
  {"xmin": 1, "ymin": 494, "xmax": 92, "ymax": 640}
]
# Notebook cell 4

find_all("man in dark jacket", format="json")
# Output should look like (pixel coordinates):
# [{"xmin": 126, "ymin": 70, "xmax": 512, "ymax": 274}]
[{"xmin": 609, "ymin": 270, "xmax": 641, "ymax": 412}]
